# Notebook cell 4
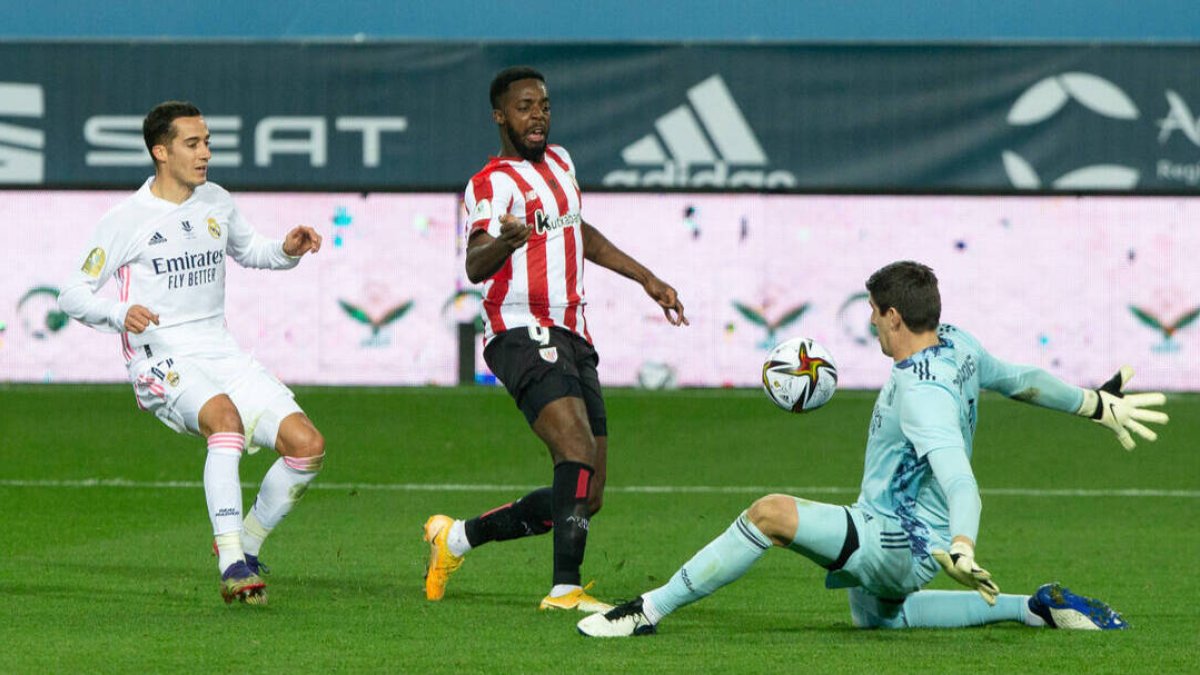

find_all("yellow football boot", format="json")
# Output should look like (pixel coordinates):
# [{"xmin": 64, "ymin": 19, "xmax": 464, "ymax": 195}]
[
  {"xmin": 423, "ymin": 514, "xmax": 464, "ymax": 601},
  {"xmin": 539, "ymin": 581, "xmax": 613, "ymax": 613}
]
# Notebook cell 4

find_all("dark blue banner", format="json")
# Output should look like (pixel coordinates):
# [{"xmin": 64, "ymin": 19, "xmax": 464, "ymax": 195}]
[{"xmin": 1, "ymin": 42, "xmax": 1198, "ymax": 192}]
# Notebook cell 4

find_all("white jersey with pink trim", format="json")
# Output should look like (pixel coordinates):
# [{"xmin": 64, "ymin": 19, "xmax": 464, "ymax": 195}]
[
  {"xmin": 464, "ymin": 144, "xmax": 589, "ymax": 343},
  {"xmin": 58, "ymin": 177, "xmax": 298, "ymax": 367}
]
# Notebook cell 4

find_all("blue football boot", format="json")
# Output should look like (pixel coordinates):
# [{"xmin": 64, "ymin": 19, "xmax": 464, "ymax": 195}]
[
  {"xmin": 1028, "ymin": 582, "xmax": 1128, "ymax": 630},
  {"xmin": 220, "ymin": 560, "xmax": 267, "ymax": 606},
  {"xmin": 244, "ymin": 553, "xmax": 270, "ymax": 577}
]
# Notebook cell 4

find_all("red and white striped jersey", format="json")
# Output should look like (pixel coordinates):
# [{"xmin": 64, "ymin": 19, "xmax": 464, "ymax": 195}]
[{"xmin": 464, "ymin": 144, "xmax": 589, "ymax": 343}]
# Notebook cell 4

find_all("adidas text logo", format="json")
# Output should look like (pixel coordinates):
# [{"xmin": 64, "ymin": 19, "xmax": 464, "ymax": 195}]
[
  {"xmin": 603, "ymin": 75, "xmax": 796, "ymax": 189},
  {"xmin": 148, "ymin": 232, "xmax": 167, "ymax": 245},
  {"xmin": 0, "ymin": 83, "xmax": 45, "ymax": 184}
]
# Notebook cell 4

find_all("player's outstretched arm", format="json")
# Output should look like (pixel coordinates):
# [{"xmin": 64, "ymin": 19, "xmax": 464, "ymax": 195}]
[
  {"xmin": 1074, "ymin": 366, "xmax": 1169, "ymax": 451},
  {"xmin": 581, "ymin": 221, "xmax": 688, "ymax": 326},
  {"xmin": 979, "ymin": 353, "xmax": 1169, "ymax": 447},
  {"xmin": 225, "ymin": 207, "xmax": 313, "ymax": 270},
  {"xmin": 465, "ymin": 214, "xmax": 532, "ymax": 283}
]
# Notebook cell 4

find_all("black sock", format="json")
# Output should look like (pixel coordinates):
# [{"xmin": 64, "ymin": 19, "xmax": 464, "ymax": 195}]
[
  {"xmin": 551, "ymin": 460, "xmax": 593, "ymax": 587},
  {"xmin": 463, "ymin": 487, "xmax": 553, "ymax": 548}
]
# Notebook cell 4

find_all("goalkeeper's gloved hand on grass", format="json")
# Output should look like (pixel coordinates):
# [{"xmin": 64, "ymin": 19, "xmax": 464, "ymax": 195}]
[
  {"xmin": 1075, "ymin": 366, "xmax": 1169, "ymax": 451},
  {"xmin": 931, "ymin": 540, "xmax": 999, "ymax": 605}
]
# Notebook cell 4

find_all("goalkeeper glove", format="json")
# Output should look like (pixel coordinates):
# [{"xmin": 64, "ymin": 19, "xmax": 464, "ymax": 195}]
[
  {"xmin": 1076, "ymin": 366, "xmax": 1169, "ymax": 451},
  {"xmin": 931, "ymin": 541, "xmax": 999, "ymax": 605}
]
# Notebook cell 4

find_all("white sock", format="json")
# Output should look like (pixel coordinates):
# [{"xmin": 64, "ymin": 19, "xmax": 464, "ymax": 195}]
[
  {"xmin": 447, "ymin": 519, "xmax": 472, "ymax": 557},
  {"xmin": 640, "ymin": 593, "xmax": 665, "ymax": 625},
  {"xmin": 549, "ymin": 583, "xmax": 581, "ymax": 598},
  {"xmin": 204, "ymin": 432, "xmax": 246, "ymax": 573},
  {"xmin": 214, "ymin": 532, "xmax": 244, "ymax": 574},
  {"xmin": 242, "ymin": 513, "xmax": 270, "ymax": 558},
  {"xmin": 1022, "ymin": 596, "xmax": 1047, "ymax": 627},
  {"xmin": 243, "ymin": 454, "xmax": 323, "ymax": 556}
]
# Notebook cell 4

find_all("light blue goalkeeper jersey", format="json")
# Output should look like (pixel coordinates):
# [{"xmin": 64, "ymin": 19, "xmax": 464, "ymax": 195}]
[{"xmin": 856, "ymin": 324, "xmax": 1085, "ymax": 556}]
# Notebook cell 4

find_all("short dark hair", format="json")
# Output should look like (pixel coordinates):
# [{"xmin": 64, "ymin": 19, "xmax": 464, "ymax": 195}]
[
  {"xmin": 866, "ymin": 261, "xmax": 941, "ymax": 332},
  {"xmin": 489, "ymin": 66, "xmax": 545, "ymax": 109},
  {"xmin": 143, "ymin": 100, "xmax": 202, "ymax": 157}
]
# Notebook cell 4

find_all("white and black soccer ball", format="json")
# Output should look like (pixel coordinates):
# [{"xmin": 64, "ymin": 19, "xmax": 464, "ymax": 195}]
[{"xmin": 761, "ymin": 337, "xmax": 838, "ymax": 413}]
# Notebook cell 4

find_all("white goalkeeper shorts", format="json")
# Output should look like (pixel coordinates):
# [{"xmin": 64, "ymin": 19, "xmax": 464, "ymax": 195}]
[{"xmin": 129, "ymin": 350, "xmax": 302, "ymax": 452}]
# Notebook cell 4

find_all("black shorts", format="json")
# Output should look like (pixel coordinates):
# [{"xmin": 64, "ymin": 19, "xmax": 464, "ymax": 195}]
[{"xmin": 483, "ymin": 325, "xmax": 607, "ymax": 436}]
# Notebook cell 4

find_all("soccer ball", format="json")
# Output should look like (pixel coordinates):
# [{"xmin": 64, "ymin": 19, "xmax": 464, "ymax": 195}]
[{"xmin": 761, "ymin": 337, "xmax": 838, "ymax": 412}]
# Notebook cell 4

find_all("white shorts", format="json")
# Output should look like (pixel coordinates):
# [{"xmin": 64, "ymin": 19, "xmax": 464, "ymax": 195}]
[{"xmin": 129, "ymin": 350, "xmax": 303, "ymax": 451}]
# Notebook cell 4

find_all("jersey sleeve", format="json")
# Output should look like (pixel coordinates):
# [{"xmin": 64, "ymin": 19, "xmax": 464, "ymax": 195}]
[
  {"xmin": 977, "ymin": 350, "xmax": 1085, "ymax": 414},
  {"xmin": 926, "ymin": 445, "xmax": 982, "ymax": 543},
  {"xmin": 464, "ymin": 171, "xmax": 512, "ymax": 237},
  {"xmin": 225, "ymin": 203, "xmax": 298, "ymax": 270},
  {"xmin": 944, "ymin": 323, "xmax": 1085, "ymax": 414},
  {"xmin": 899, "ymin": 381, "xmax": 966, "ymax": 459},
  {"xmin": 57, "ymin": 217, "xmax": 138, "ymax": 333},
  {"xmin": 901, "ymin": 379, "xmax": 981, "ymax": 543}
]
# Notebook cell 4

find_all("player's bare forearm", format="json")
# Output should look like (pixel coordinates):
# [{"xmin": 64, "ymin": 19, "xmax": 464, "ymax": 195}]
[
  {"xmin": 465, "ymin": 231, "xmax": 515, "ymax": 283},
  {"xmin": 466, "ymin": 215, "xmax": 533, "ymax": 283},
  {"xmin": 581, "ymin": 221, "xmax": 651, "ymax": 284},
  {"xmin": 583, "ymin": 221, "xmax": 688, "ymax": 326}
]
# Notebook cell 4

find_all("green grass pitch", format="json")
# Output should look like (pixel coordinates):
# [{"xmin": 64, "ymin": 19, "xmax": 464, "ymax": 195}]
[{"xmin": 1, "ymin": 384, "xmax": 1197, "ymax": 672}]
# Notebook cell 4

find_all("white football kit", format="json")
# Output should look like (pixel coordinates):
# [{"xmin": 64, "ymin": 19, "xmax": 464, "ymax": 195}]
[{"xmin": 59, "ymin": 178, "xmax": 304, "ymax": 448}]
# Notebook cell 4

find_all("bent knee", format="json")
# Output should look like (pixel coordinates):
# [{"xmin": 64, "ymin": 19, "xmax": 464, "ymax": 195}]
[
  {"xmin": 588, "ymin": 494, "xmax": 603, "ymax": 516},
  {"xmin": 279, "ymin": 416, "xmax": 325, "ymax": 459},
  {"xmin": 557, "ymin": 431, "xmax": 597, "ymax": 465},
  {"xmin": 747, "ymin": 494, "xmax": 796, "ymax": 545},
  {"xmin": 281, "ymin": 431, "xmax": 325, "ymax": 473},
  {"xmin": 748, "ymin": 494, "xmax": 794, "ymax": 524},
  {"xmin": 291, "ymin": 427, "xmax": 325, "ymax": 458}
]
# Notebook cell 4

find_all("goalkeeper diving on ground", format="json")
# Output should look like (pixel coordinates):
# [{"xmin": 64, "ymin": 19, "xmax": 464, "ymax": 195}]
[{"xmin": 578, "ymin": 260, "xmax": 1168, "ymax": 637}]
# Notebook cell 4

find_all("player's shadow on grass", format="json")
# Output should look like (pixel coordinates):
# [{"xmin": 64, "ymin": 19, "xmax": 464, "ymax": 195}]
[
  {"xmin": 43, "ymin": 559, "xmax": 192, "ymax": 578},
  {"xmin": 412, "ymin": 589, "xmax": 547, "ymax": 608},
  {"xmin": 748, "ymin": 622, "xmax": 1035, "ymax": 636},
  {"xmin": 0, "ymin": 579, "xmax": 201, "ymax": 605}
]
